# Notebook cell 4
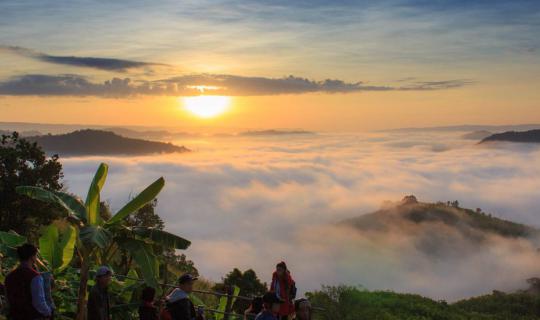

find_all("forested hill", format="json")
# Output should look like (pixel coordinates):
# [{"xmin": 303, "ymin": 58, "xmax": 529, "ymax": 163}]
[
  {"xmin": 343, "ymin": 196, "xmax": 538, "ymax": 240},
  {"xmin": 27, "ymin": 129, "xmax": 190, "ymax": 156},
  {"xmin": 308, "ymin": 284, "xmax": 540, "ymax": 319},
  {"xmin": 481, "ymin": 129, "xmax": 540, "ymax": 144}
]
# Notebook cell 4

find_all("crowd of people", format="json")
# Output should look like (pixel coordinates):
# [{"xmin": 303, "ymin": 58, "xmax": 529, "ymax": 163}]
[{"xmin": 3, "ymin": 244, "xmax": 312, "ymax": 320}]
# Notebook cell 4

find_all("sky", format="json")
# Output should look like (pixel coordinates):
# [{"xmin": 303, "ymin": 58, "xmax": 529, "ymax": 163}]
[{"xmin": 1, "ymin": 0, "xmax": 539, "ymax": 131}]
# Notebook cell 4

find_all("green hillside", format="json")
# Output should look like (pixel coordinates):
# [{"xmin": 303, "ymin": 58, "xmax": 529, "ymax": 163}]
[{"xmin": 308, "ymin": 285, "xmax": 540, "ymax": 320}]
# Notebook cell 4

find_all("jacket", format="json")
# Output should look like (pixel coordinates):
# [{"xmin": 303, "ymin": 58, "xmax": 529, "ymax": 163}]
[
  {"xmin": 138, "ymin": 302, "xmax": 158, "ymax": 320},
  {"xmin": 87, "ymin": 285, "xmax": 110, "ymax": 320},
  {"xmin": 254, "ymin": 310, "xmax": 278, "ymax": 320},
  {"xmin": 270, "ymin": 271, "xmax": 295, "ymax": 316},
  {"xmin": 166, "ymin": 289, "xmax": 196, "ymax": 320},
  {"xmin": 5, "ymin": 265, "xmax": 48, "ymax": 320}
]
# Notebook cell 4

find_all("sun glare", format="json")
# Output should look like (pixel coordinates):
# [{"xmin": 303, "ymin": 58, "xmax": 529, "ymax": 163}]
[{"xmin": 182, "ymin": 95, "xmax": 231, "ymax": 118}]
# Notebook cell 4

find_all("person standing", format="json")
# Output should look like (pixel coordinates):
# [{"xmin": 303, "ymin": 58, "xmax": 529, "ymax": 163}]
[
  {"xmin": 138, "ymin": 287, "xmax": 159, "ymax": 320},
  {"xmin": 244, "ymin": 297, "xmax": 263, "ymax": 320},
  {"xmin": 255, "ymin": 293, "xmax": 283, "ymax": 320},
  {"xmin": 165, "ymin": 273, "xmax": 203, "ymax": 320},
  {"xmin": 5, "ymin": 243, "xmax": 52, "ymax": 320},
  {"xmin": 87, "ymin": 266, "xmax": 113, "ymax": 320},
  {"xmin": 41, "ymin": 272, "xmax": 55, "ymax": 319},
  {"xmin": 270, "ymin": 262, "xmax": 296, "ymax": 320}
]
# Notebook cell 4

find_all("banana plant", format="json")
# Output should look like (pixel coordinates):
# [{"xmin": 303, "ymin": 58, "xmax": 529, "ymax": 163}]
[
  {"xmin": 16, "ymin": 163, "xmax": 191, "ymax": 320},
  {"xmin": 39, "ymin": 223, "xmax": 77, "ymax": 273}
]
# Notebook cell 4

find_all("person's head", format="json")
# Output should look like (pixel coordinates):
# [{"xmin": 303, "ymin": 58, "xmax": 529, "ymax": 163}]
[
  {"xmin": 250, "ymin": 296, "xmax": 263, "ymax": 314},
  {"xmin": 276, "ymin": 261, "xmax": 287, "ymax": 277},
  {"xmin": 295, "ymin": 299, "xmax": 312, "ymax": 320},
  {"xmin": 142, "ymin": 286, "xmax": 156, "ymax": 303},
  {"xmin": 17, "ymin": 243, "xmax": 38, "ymax": 264},
  {"xmin": 262, "ymin": 292, "xmax": 283, "ymax": 314},
  {"xmin": 178, "ymin": 273, "xmax": 198, "ymax": 294},
  {"xmin": 95, "ymin": 266, "xmax": 113, "ymax": 288}
]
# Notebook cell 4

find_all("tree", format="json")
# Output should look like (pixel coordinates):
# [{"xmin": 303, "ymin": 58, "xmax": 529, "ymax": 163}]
[
  {"xmin": 214, "ymin": 268, "xmax": 267, "ymax": 314},
  {"xmin": 0, "ymin": 132, "xmax": 64, "ymax": 238},
  {"xmin": 126, "ymin": 199, "xmax": 165, "ymax": 229},
  {"xmin": 17, "ymin": 163, "xmax": 191, "ymax": 320}
]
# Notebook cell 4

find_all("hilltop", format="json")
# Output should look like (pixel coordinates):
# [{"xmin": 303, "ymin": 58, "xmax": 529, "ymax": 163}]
[
  {"xmin": 343, "ymin": 195, "xmax": 537, "ymax": 241},
  {"xmin": 481, "ymin": 129, "xmax": 540, "ymax": 144},
  {"xmin": 27, "ymin": 129, "xmax": 190, "ymax": 156}
]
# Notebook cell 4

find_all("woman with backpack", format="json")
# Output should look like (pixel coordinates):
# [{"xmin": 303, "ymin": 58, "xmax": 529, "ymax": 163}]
[{"xmin": 270, "ymin": 262, "xmax": 296, "ymax": 320}]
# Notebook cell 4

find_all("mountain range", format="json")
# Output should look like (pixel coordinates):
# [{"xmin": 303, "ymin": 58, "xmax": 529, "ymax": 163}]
[
  {"xmin": 26, "ymin": 129, "xmax": 189, "ymax": 156},
  {"xmin": 481, "ymin": 129, "xmax": 540, "ymax": 144}
]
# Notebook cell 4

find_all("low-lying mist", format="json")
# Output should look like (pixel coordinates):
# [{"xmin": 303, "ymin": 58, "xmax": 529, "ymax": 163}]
[{"xmin": 59, "ymin": 131, "xmax": 540, "ymax": 301}]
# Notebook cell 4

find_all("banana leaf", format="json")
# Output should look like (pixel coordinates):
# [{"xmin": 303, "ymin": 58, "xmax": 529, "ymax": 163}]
[
  {"xmin": 106, "ymin": 177, "xmax": 165, "ymax": 226},
  {"xmin": 130, "ymin": 227, "xmax": 191, "ymax": 250},
  {"xmin": 85, "ymin": 163, "xmax": 108, "ymax": 226}
]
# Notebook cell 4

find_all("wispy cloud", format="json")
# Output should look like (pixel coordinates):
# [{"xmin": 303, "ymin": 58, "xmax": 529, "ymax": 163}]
[
  {"xmin": 0, "ymin": 73, "xmax": 471, "ymax": 97},
  {"xmin": 0, "ymin": 46, "xmax": 163, "ymax": 72}
]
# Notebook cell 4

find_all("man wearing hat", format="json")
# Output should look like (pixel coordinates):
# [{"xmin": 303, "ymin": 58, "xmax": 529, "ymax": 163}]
[
  {"xmin": 255, "ymin": 292, "xmax": 284, "ymax": 320},
  {"xmin": 165, "ymin": 273, "xmax": 201, "ymax": 320},
  {"xmin": 87, "ymin": 266, "xmax": 113, "ymax": 320}
]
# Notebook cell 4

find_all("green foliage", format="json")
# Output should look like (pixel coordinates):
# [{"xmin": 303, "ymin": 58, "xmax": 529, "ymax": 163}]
[
  {"xmin": 86, "ymin": 163, "xmax": 108, "ymax": 225},
  {"xmin": 130, "ymin": 227, "xmax": 191, "ymax": 250},
  {"xmin": 214, "ymin": 268, "xmax": 267, "ymax": 314},
  {"xmin": 79, "ymin": 225, "xmax": 111, "ymax": 249},
  {"xmin": 0, "ymin": 230, "xmax": 27, "ymax": 248},
  {"xmin": 0, "ymin": 132, "xmax": 64, "ymax": 239},
  {"xmin": 215, "ymin": 286, "xmax": 240, "ymax": 320},
  {"xmin": 16, "ymin": 162, "xmax": 190, "ymax": 320},
  {"xmin": 0, "ymin": 231, "xmax": 27, "ymax": 282},
  {"xmin": 125, "ymin": 199, "xmax": 164, "ymax": 229},
  {"xmin": 454, "ymin": 291, "xmax": 540, "ymax": 319},
  {"xmin": 306, "ymin": 285, "xmax": 540, "ymax": 320},
  {"xmin": 116, "ymin": 238, "xmax": 159, "ymax": 288},
  {"xmin": 106, "ymin": 177, "xmax": 164, "ymax": 226},
  {"xmin": 39, "ymin": 224, "xmax": 77, "ymax": 272}
]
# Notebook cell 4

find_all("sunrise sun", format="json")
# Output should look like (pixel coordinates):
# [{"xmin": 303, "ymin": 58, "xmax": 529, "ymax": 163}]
[{"xmin": 182, "ymin": 95, "xmax": 231, "ymax": 118}]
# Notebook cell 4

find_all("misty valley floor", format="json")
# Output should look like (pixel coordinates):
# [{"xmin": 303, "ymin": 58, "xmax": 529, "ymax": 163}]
[{"xmin": 58, "ymin": 130, "xmax": 540, "ymax": 301}]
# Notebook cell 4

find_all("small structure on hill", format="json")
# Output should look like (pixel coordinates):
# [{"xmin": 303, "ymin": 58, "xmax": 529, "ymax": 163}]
[{"xmin": 401, "ymin": 195, "xmax": 418, "ymax": 205}]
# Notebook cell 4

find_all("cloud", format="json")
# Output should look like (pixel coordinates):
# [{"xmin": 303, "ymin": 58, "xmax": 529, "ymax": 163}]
[
  {"xmin": 400, "ymin": 80, "xmax": 474, "ymax": 90},
  {"xmin": 0, "ymin": 73, "xmax": 471, "ymax": 97},
  {"xmin": 57, "ymin": 131, "xmax": 540, "ymax": 300},
  {"xmin": 0, "ymin": 46, "xmax": 163, "ymax": 71}
]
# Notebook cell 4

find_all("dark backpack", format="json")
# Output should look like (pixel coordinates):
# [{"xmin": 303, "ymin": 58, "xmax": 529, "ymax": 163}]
[{"xmin": 290, "ymin": 282, "xmax": 297, "ymax": 300}]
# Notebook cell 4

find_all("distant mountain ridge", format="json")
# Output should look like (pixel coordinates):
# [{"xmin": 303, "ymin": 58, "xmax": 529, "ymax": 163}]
[
  {"xmin": 27, "ymin": 129, "xmax": 189, "ymax": 156},
  {"xmin": 384, "ymin": 124, "xmax": 540, "ymax": 133},
  {"xmin": 239, "ymin": 129, "xmax": 315, "ymax": 136},
  {"xmin": 480, "ymin": 129, "xmax": 540, "ymax": 144},
  {"xmin": 462, "ymin": 130, "xmax": 492, "ymax": 140}
]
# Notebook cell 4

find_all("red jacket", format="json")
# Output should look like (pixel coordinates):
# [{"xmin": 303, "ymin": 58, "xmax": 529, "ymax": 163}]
[{"xmin": 270, "ymin": 271, "xmax": 295, "ymax": 316}]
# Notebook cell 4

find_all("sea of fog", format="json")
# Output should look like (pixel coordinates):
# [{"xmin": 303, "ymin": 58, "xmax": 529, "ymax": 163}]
[{"xmin": 60, "ymin": 131, "xmax": 540, "ymax": 301}]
